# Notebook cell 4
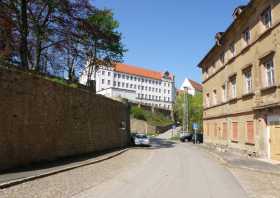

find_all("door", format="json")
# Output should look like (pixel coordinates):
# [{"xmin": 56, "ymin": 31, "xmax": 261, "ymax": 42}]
[{"xmin": 270, "ymin": 125, "xmax": 280, "ymax": 161}]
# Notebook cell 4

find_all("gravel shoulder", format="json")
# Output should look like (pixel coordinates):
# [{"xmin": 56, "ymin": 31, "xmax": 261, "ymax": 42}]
[{"xmin": 0, "ymin": 148, "xmax": 153, "ymax": 198}]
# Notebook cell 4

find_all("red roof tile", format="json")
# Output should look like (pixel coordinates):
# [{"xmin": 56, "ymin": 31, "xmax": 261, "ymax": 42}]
[
  {"xmin": 114, "ymin": 63, "xmax": 173, "ymax": 80},
  {"xmin": 189, "ymin": 79, "xmax": 203, "ymax": 92}
]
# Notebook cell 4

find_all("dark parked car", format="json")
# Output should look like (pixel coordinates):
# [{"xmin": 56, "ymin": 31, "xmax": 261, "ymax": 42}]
[
  {"xmin": 192, "ymin": 133, "xmax": 203, "ymax": 144},
  {"xmin": 180, "ymin": 132, "xmax": 193, "ymax": 142}
]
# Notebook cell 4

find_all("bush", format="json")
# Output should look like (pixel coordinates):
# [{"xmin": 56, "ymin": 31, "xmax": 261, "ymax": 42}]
[
  {"xmin": 130, "ymin": 106, "xmax": 146, "ymax": 121},
  {"xmin": 130, "ymin": 106, "xmax": 173, "ymax": 126}
]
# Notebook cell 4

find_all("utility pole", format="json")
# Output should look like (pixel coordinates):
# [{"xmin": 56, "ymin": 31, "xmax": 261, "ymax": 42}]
[{"xmin": 182, "ymin": 88, "xmax": 189, "ymax": 132}]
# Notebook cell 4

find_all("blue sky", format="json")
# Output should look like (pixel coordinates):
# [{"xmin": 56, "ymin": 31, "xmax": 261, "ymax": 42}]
[{"xmin": 93, "ymin": 0, "xmax": 249, "ymax": 87}]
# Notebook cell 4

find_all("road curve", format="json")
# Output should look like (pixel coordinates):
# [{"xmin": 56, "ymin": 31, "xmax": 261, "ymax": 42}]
[{"xmin": 73, "ymin": 138, "xmax": 248, "ymax": 198}]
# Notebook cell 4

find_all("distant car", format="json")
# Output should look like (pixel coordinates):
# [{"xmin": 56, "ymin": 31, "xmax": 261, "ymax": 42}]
[
  {"xmin": 133, "ymin": 134, "xmax": 150, "ymax": 146},
  {"xmin": 192, "ymin": 133, "xmax": 203, "ymax": 144},
  {"xmin": 180, "ymin": 132, "xmax": 193, "ymax": 142}
]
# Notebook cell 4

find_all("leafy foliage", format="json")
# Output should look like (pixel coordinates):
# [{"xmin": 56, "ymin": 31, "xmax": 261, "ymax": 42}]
[
  {"xmin": 174, "ymin": 92, "xmax": 203, "ymax": 131},
  {"xmin": 130, "ymin": 106, "xmax": 173, "ymax": 127},
  {"xmin": 0, "ymin": 0, "xmax": 125, "ymax": 82}
]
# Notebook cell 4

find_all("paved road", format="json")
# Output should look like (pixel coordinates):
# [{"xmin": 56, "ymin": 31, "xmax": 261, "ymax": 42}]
[{"xmin": 73, "ymin": 138, "xmax": 248, "ymax": 198}]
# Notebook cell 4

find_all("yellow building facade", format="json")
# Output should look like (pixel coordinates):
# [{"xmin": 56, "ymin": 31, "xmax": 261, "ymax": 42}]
[{"xmin": 198, "ymin": 0, "xmax": 280, "ymax": 161}]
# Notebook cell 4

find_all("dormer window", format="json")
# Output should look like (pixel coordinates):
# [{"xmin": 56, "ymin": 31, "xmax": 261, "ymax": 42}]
[
  {"xmin": 233, "ymin": 5, "xmax": 246, "ymax": 19},
  {"xmin": 215, "ymin": 32, "xmax": 224, "ymax": 46},
  {"xmin": 261, "ymin": 7, "xmax": 272, "ymax": 29}
]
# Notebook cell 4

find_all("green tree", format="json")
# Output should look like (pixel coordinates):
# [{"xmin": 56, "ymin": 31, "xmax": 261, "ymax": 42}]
[
  {"xmin": 83, "ymin": 9, "xmax": 126, "ymax": 85},
  {"xmin": 174, "ymin": 92, "xmax": 203, "ymax": 132}
]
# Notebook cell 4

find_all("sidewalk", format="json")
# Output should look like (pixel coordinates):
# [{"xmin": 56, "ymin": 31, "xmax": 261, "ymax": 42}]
[
  {"xmin": 199, "ymin": 144, "xmax": 280, "ymax": 175},
  {"xmin": 0, "ymin": 148, "xmax": 128, "ymax": 189}
]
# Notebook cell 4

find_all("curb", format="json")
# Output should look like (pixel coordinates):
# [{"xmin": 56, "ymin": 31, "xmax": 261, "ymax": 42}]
[
  {"xmin": 200, "ymin": 146, "xmax": 280, "ymax": 176},
  {"xmin": 0, "ymin": 148, "xmax": 129, "ymax": 189}
]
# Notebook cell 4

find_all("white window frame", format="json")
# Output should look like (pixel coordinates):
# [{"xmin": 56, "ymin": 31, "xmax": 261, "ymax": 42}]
[
  {"xmin": 243, "ymin": 69, "xmax": 253, "ymax": 94},
  {"xmin": 231, "ymin": 78, "xmax": 237, "ymax": 99},
  {"xmin": 264, "ymin": 59, "xmax": 275, "ymax": 87},
  {"xmin": 261, "ymin": 7, "xmax": 272, "ymax": 29},
  {"xmin": 243, "ymin": 28, "xmax": 250, "ymax": 45}
]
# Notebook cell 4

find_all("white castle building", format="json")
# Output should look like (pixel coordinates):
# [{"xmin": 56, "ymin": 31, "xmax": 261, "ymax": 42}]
[{"xmin": 80, "ymin": 63, "xmax": 176, "ymax": 110}]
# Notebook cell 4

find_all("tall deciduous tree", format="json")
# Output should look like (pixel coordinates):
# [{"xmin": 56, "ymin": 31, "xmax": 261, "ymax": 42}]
[{"xmin": 0, "ymin": 0, "xmax": 125, "ymax": 81}]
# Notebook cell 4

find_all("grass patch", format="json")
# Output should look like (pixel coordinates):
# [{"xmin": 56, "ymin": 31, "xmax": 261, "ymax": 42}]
[
  {"xmin": 130, "ymin": 106, "xmax": 173, "ymax": 127},
  {"xmin": 147, "ymin": 131, "xmax": 158, "ymax": 137}
]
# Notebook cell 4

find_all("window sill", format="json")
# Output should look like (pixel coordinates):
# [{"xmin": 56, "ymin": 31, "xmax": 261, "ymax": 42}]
[
  {"xmin": 231, "ymin": 140, "xmax": 239, "ymax": 143},
  {"xmin": 242, "ymin": 92, "xmax": 255, "ymax": 98},
  {"xmin": 260, "ymin": 85, "xmax": 277, "ymax": 92},
  {"xmin": 228, "ymin": 97, "xmax": 238, "ymax": 103},
  {"xmin": 245, "ymin": 142, "xmax": 255, "ymax": 146}
]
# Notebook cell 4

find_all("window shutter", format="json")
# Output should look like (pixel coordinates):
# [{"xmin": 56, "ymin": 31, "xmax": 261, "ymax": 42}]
[
  {"xmin": 214, "ymin": 123, "xmax": 217, "ymax": 137},
  {"xmin": 247, "ymin": 121, "xmax": 254, "ymax": 144},
  {"xmin": 232, "ymin": 122, "xmax": 238, "ymax": 141}
]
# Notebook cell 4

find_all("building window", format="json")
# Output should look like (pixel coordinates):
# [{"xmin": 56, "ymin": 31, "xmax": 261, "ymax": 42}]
[
  {"xmin": 118, "ymin": 74, "xmax": 121, "ymax": 78},
  {"xmin": 243, "ymin": 28, "xmax": 250, "ymax": 45},
  {"xmin": 243, "ymin": 69, "xmax": 253, "ymax": 94},
  {"xmin": 114, "ymin": 73, "xmax": 117, "ymax": 78},
  {"xmin": 232, "ymin": 122, "xmax": 238, "ymax": 142},
  {"xmin": 206, "ymin": 93, "xmax": 210, "ymax": 107},
  {"xmin": 102, "ymin": 71, "xmax": 105, "ymax": 75},
  {"xmin": 122, "ymin": 74, "xmax": 125, "ymax": 79},
  {"xmin": 213, "ymin": 90, "xmax": 217, "ymax": 105},
  {"xmin": 108, "ymin": 72, "xmax": 111, "ymax": 76},
  {"xmin": 229, "ymin": 42, "xmax": 235, "ymax": 57},
  {"xmin": 159, "ymin": 96, "xmax": 161, "ymax": 101},
  {"xmin": 230, "ymin": 77, "xmax": 237, "ymax": 99},
  {"xmin": 247, "ymin": 121, "xmax": 254, "ymax": 144},
  {"xmin": 107, "ymin": 80, "xmax": 110, "ymax": 85},
  {"xmin": 134, "ymin": 84, "xmax": 136, "ymax": 89},
  {"xmin": 264, "ymin": 59, "xmax": 275, "ymax": 87},
  {"xmin": 126, "ymin": 83, "xmax": 129, "ymax": 88},
  {"xmin": 222, "ymin": 83, "xmax": 227, "ymax": 102},
  {"xmin": 113, "ymin": 81, "xmax": 116, "ymax": 86},
  {"xmin": 220, "ymin": 52, "xmax": 225, "ymax": 65},
  {"xmin": 122, "ymin": 82, "xmax": 124, "ymax": 87},
  {"xmin": 118, "ymin": 82, "xmax": 120, "ymax": 87},
  {"xmin": 159, "ymin": 89, "xmax": 161, "ymax": 93},
  {"xmin": 102, "ymin": 79, "xmax": 105, "ymax": 84},
  {"xmin": 130, "ymin": 84, "xmax": 133, "ymax": 88},
  {"xmin": 168, "ymin": 90, "xmax": 170, "ymax": 94},
  {"xmin": 261, "ymin": 7, "xmax": 272, "ymax": 29}
]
